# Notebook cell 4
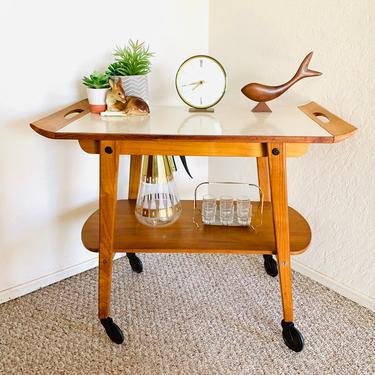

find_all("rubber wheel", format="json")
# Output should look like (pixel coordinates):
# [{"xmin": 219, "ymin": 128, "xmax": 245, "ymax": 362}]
[
  {"xmin": 281, "ymin": 320, "xmax": 304, "ymax": 352},
  {"xmin": 100, "ymin": 317, "xmax": 124, "ymax": 344},
  {"xmin": 127, "ymin": 253, "xmax": 143, "ymax": 273},
  {"xmin": 263, "ymin": 255, "xmax": 278, "ymax": 277}
]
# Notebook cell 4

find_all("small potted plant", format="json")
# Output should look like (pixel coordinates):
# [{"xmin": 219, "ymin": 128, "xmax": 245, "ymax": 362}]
[
  {"xmin": 106, "ymin": 40, "xmax": 154, "ymax": 102},
  {"xmin": 82, "ymin": 71, "xmax": 110, "ymax": 113}
]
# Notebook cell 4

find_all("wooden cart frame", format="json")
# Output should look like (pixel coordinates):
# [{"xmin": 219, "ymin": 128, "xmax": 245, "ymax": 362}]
[{"xmin": 31, "ymin": 100, "xmax": 356, "ymax": 351}]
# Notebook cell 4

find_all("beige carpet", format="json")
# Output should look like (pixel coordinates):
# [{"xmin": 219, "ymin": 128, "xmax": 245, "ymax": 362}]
[{"xmin": 0, "ymin": 254, "xmax": 374, "ymax": 375}]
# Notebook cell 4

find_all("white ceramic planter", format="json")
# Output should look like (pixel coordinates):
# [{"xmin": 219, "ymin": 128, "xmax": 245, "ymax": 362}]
[
  {"xmin": 87, "ymin": 87, "xmax": 109, "ymax": 113},
  {"xmin": 111, "ymin": 75, "xmax": 149, "ymax": 103}
]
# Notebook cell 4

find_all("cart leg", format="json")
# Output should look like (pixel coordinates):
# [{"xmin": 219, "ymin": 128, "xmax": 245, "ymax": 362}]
[
  {"xmin": 267, "ymin": 143, "xmax": 304, "ymax": 352},
  {"xmin": 98, "ymin": 141, "xmax": 124, "ymax": 344},
  {"xmin": 257, "ymin": 157, "xmax": 278, "ymax": 277},
  {"xmin": 126, "ymin": 155, "xmax": 144, "ymax": 273},
  {"xmin": 126, "ymin": 252, "xmax": 143, "ymax": 273},
  {"xmin": 263, "ymin": 255, "xmax": 278, "ymax": 277},
  {"xmin": 256, "ymin": 156, "xmax": 270, "ymax": 202},
  {"xmin": 128, "ymin": 155, "xmax": 142, "ymax": 199}
]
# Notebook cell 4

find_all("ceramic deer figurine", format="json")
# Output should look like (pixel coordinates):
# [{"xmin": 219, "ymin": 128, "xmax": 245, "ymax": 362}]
[
  {"xmin": 106, "ymin": 78, "xmax": 150, "ymax": 115},
  {"xmin": 241, "ymin": 52, "xmax": 322, "ymax": 112},
  {"xmin": 105, "ymin": 78, "xmax": 192, "ymax": 178}
]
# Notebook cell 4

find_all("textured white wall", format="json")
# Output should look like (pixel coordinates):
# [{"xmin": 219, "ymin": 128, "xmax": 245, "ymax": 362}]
[
  {"xmin": 209, "ymin": 0, "xmax": 375, "ymax": 309},
  {"xmin": 0, "ymin": 0, "xmax": 208, "ymax": 302}
]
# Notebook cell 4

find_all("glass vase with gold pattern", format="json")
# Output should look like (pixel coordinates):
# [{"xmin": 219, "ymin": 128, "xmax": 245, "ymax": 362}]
[{"xmin": 135, "ymin": 155, "xmax": 182, "ymax": 227}]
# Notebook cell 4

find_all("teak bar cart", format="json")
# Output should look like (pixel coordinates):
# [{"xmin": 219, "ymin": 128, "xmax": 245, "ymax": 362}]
[{"xmin": 31, "ymin": 101, "xmax": 356, "ymax": 352}]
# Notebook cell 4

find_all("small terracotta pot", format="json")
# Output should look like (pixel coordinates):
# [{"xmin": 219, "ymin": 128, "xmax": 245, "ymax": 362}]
[{"xmin": 87, "ymin": 88, "xmax": 109, "ymax": 113}]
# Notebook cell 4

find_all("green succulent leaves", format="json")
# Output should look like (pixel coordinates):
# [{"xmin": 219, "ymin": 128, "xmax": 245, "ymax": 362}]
[
  {"xmin": 82, "ymin": 71, "xmax": 110, "ymax": 89},
  {"xmin": 82, "ymin": 40, "xmax": 154, "ymax": 88},
  {"xmin": 106, "ymin": 40, "xmax": 154, "ymax": 76}
]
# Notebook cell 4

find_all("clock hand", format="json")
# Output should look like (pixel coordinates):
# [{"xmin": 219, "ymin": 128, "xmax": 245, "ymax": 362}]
[
  {"xmin": 181, "ymin": 81, "xmax": 201, "ymax": 87},
  {"xmin": 192, "ymin": 80, "xmax": 205, "ymax": 90},
  {"xmin": 182, "ymin": 80, "xmax": 205, "ymax": 88}
]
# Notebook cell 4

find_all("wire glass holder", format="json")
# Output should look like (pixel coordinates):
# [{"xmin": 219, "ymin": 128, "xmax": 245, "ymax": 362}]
[{"xmin": 193, "ymin": 181, "xmax": 264, "ymax": 230}]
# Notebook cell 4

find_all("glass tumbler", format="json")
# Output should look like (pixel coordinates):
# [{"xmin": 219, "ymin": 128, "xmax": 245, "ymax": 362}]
[
  {"xmin": 237, "ymin": 195, "xmax": 252, "ymax": 225},
  {"xmin": 202, "ymin": 194, "xmax": 216, "ymax": 224},
  {"xmin": 220, "ymin": 195, "xmax": 234, "ymax": 225}
]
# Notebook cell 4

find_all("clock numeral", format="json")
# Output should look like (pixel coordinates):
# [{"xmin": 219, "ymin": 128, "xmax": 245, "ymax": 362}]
[
  {"xmin": 200, "ymin": 59, "xmax": 203, "ymax": 68},
  {"xmin": 200, "ymin": 97, "xmax": 203, "ymax": 105}
]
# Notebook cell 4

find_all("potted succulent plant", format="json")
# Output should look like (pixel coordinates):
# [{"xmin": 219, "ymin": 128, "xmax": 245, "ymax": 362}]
[
  {"xmin": 106, "ymin": 40, "xmax": 154, "ymax": 103},
  {"xmin": 82, "ymin": 71, "xmax": 110, "ymax": 113}
]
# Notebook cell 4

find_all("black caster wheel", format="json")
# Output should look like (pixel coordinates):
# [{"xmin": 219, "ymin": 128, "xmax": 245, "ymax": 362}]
[
  {"xmin": 126, "ymin": 253, "xmax": 143, "ymax": 273},
  {"xmin": 263, "ymin": 255, "xmax": 278, "ymax": 277},
  {"xmin": 281, "ymin": 320, "xmax": 304, "ymax": 352},
  {"xmin": 100, "ymin": 317, "xmax": 124, "ymax": 344}
]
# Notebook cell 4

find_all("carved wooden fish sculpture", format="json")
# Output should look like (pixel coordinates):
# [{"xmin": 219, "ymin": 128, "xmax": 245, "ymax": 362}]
[{"xmin": 241, "ymin": 52, "xmax": 322, "ymax": 112}]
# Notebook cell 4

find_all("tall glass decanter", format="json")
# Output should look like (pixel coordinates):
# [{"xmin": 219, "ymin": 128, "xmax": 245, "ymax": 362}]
[{"xmin": 135, "ymin": 155, "xmax": 182, "ymax": 227}]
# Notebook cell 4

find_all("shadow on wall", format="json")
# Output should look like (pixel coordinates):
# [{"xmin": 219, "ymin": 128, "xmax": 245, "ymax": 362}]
[{"xmin": 0, "ymin": 116, "xmax": 99, "ymax": 291}]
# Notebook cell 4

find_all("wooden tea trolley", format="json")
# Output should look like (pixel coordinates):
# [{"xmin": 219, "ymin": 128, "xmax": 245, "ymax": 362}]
[{"xmin": 31, "ymin": 101, "xmax": 356, "ymax": 351}]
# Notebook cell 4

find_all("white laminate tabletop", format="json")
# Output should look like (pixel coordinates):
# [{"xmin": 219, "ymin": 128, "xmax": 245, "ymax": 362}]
[{"xmin": 57, "ymin": 104, "xmax": 332, "ymax": 139}]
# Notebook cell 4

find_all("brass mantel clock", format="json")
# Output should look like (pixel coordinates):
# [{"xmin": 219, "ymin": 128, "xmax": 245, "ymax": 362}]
[{"xmin": 175, "ymin": 55, "xmax": 226, "ymax": 112}]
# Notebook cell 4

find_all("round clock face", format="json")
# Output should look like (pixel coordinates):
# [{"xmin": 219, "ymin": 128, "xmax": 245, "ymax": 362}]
[{"xmin": 175, "ymin": 55, "xmax": 226, "ymax": 109}]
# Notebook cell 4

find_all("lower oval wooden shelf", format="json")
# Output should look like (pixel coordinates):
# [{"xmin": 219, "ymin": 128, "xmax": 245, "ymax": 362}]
[{"xmin": 81, "ymin": 200, "xmax": 311, "ymax": 255}]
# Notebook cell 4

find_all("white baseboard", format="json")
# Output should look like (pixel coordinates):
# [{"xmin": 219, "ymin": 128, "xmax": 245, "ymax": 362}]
[
  {"xmin": 0, "ymin": 254, "xmax": 125, "ymax": 304},
  {"xmin": 2, "ymin": 255, "xmax": 373, "ymax": 313},
  {"xmin": 292, "ymin": 259, "xmax": 375, "ymax": 312}
]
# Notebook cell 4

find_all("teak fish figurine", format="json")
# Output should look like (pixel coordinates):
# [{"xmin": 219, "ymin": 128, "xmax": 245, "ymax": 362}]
[
  {"xmin": 106, "ymin": 78, "xmax": 150, "ymax": 115},
  {"xmin": 241, "ymin": 52, "xmax": 322, "ymax": 112}
]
